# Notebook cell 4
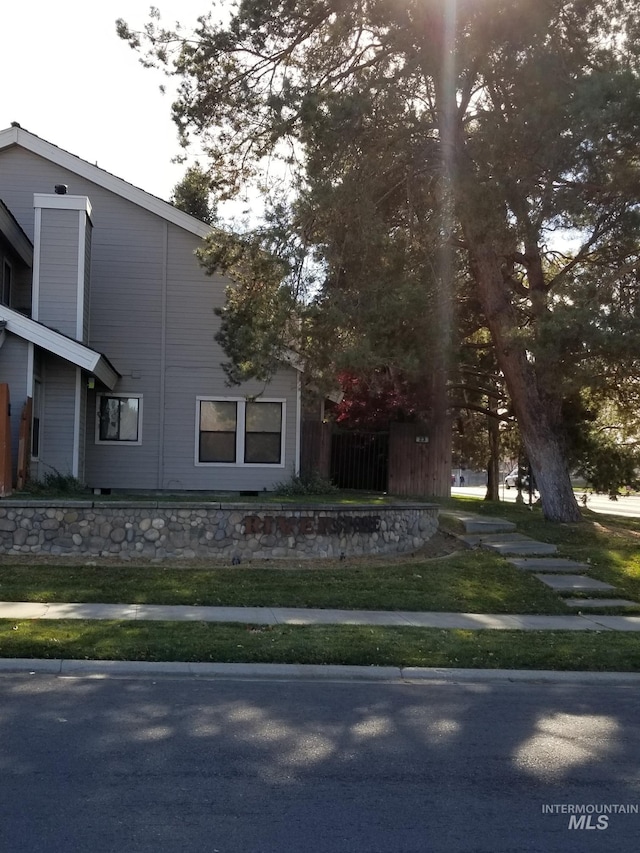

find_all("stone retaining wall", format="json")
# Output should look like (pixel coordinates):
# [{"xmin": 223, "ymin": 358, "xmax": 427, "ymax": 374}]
[{"xmin": 0, "ymin": 502, "xmax": 439, "ymax": 560}]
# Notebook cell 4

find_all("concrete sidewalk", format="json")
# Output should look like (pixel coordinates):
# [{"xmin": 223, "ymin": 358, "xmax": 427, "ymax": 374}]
[{"xmin": 2, "ymin": 600, "xmax": 640, "ymax": 631}]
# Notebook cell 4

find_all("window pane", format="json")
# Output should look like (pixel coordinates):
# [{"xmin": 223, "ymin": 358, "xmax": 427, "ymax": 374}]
[
  {"xmin": 200, "ymin": 401, "xmax": 237, "ymax": 431},
  {"xmin": 245, "ymin": 433, "xmax": 281, "ymax": 464},
  {"xmin": 246, "ymin": 402, "xmax": 281, "ymax": 433},
  {"xmin": 98, "ymin": 396, "xmax": 140, "ymax": 442},
  {"xmin": 99, "ymin": 397, "xmax": 121, "ymax": 441},
  {"xmin": 119, "ymin": 398, "xmax": 139, "ymax": 441},
  {"xmin": 200, "ymin": 432, "xmax": 236, "ymax": 463}
]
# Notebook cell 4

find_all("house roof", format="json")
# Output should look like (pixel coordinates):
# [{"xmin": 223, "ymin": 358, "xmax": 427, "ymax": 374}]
[
  {"xmin": 0, "ymin": 306, "xmax": 119, "ymax": 390},
  {"xmin": 0, "ymin": 125, "xmax": 212, "ymax": 239}
]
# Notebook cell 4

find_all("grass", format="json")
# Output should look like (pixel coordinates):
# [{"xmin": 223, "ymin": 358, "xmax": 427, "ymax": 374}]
[
  {"xmin": 13, "ymin": 488, "xmax": 396, "ymax": 505},
  {"xmin": 0, "ymin": 551, "xmax": 567, "ymax": 613},
  {"xmin": 438, "ymin": 495, "xmax": 640, "ymax": 607},
  {"xmin": 1, "ymin": 492, "xmax": 639, "ymax": 670},
  {"xmin": 1, "ymin": 620, "xmax": 640, "ymax": 671}
]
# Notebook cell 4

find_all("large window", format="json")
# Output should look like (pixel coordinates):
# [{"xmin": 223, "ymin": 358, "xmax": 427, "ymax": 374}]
[
  {"xmin": 197, "ymin": 398, "xmax": 285, "ymax": 466},
  {"xmin": 96, "ymin": 394, "xmax": 142, "ymax": 445}
]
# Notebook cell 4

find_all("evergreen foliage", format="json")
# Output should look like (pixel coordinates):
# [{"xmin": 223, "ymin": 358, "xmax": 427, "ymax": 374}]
[{"xmin": 119, "ymin": 0, "xmax": 640, "ymax": 517}]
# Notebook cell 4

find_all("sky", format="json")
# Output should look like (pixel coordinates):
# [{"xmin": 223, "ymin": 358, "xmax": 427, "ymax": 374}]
[{"xmin": 1, "ymin": 1, "xmax": 218, "ymax": 202}]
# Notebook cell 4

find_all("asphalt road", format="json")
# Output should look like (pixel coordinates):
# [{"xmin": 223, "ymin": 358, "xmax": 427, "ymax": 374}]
[
  {"xmin": 452, "ymin": 486, "xmax": 640, "ymax": 518},
  {"xmin": 0, "ymin": 673, "xmax": 638, "ymax": 852}
]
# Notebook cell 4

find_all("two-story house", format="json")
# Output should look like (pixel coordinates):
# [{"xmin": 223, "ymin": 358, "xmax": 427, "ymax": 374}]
[{"xmin": 0, "ymin": 124, "xmax": 300, "ymax": 492}]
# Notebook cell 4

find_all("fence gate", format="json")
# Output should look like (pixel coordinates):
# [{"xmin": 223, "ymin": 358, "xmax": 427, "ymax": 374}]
[{"xmin": 330, "ymin": 430, "xmax": 389, "ymax": 492}]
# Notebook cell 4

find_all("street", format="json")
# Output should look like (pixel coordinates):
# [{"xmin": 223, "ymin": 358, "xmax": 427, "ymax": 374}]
[
  {"xmin": 0, "ymin": 673, "xmax": 639, "ymax": 852},
  {"xmin": 452, "ymin": 486, "xmax": 640, "ymax": 518}
]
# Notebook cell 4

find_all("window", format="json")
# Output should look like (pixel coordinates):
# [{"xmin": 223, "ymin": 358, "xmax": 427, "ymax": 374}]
[
  {"xmin": 196, "ymin": 398, "xmax": 285, "ymax": 466},
  {"xmin": 96, "ymin": 394, "xmax": 142, "ymax": 444}
]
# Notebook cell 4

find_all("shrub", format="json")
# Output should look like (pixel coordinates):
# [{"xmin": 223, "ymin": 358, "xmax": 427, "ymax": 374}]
[
  {"xmin": 23, "ymin": 470, "xmax": 88, "ymax": 497},
  {"xmin": 274, "ymin": 470, "xmax": 339, "ymax": 496}
]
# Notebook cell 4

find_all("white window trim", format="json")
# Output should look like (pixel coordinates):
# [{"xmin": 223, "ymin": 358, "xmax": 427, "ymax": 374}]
[
  {"xmin": 195, "ymin": 396, "xmax": 286, "ymax": 468},
  {"xmin": 95, "ymin": 393, "xmax": 143, "ymax": 446}
]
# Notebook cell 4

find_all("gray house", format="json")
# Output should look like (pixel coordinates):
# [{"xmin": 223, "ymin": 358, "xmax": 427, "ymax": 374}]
[{"xmin": 0, "ymin": 125, "xmax": 300, "ymax": 492}]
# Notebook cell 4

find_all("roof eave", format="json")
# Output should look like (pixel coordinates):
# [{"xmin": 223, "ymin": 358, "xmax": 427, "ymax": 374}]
[
  {"xmin": 0, "ymin": 306, "xmax": 120, "ymax": 390},
  {"xmin": 0, "ymin": 126, "xmax": 212, "ymax": 239}
]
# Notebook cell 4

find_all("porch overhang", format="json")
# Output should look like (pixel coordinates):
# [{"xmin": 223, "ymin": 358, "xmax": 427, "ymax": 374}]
[{"xmin": 0, "ymin": 306, "xmax": 119, "ymax": 390}]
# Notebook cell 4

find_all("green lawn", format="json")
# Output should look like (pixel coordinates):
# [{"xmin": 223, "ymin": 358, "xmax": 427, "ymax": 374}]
[
  {"xmin": 438, "ymin": 496, "xmax": 640, "ymax": 605},
  {"xmin": 0, "ymin": 550, "xmax": 567, "ymax": 613},
  {"xmin": 1, "ymin": 620, "xmax": 640, "ymax": 671},
  {"xmin": 1, "ymin": 494, "xmax": 639, "ymax": 671}
]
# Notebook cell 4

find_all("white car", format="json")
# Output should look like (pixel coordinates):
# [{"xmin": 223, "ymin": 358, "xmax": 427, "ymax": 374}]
[{"xmin": 504, "ymin": 468, "xmax": 530, "ymax": 489}]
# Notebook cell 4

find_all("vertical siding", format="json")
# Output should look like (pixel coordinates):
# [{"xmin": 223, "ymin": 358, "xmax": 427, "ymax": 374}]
[
  {"xmin": 388, "ymin": 421, "xmax": 452, "ymax": 497},
  {"xmin": 40, "ymin": 355, "xmax": 76, "ymax": 476},
  {"xmin": 37, "ymin": 208, "xmax": 79, "ymax": 338},
  {"xmin": 161, "ymin": 225, "xmax": 299, "ymax": 491}
]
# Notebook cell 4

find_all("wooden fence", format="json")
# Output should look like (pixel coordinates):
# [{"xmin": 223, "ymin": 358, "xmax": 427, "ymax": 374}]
[{"xmin": 301, "ymin": 419, "xmax": 452, "ymax": 497}]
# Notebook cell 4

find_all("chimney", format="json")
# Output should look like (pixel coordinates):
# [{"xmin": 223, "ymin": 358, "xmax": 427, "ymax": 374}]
[{"xmin": 33, "ymin": 192, "xmax": 92, "ymax": 342}]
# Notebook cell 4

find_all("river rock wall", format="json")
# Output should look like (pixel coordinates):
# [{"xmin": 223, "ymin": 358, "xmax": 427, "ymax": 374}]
[{"xmin": 0, "ymin": 502, "xmax": 439, "ymax": 560}]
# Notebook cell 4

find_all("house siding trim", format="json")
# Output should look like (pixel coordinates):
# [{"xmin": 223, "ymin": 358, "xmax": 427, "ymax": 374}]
[
  {"xmin": 32, "ymin": 207, "xmax": 42, "ymax": 321},
  {"xmin": 72, "ymin": 367, "xmax": 82, "ymax": 477},
  {"xmin": 158, "ymin": 222, "xmax": 168, "ymax": 488},
  {"xmin": 33, "ymin": 193, "xmax": 92, "ymax": 219},
  {"xmin": 26, "ymin": 342, "xmax": 34, "ymax": 396},
  {"xmin": 76, "ymin": 211, "xmax": 86, "ymax": 341}
]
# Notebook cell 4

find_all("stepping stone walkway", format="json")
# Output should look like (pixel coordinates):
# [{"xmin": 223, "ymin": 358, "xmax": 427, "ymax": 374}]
[
  {"xmin": 445, "ymin": 510, "xmax": 638, "ymax": 611},
  {"xmin": 535, "ymin": 574, "xmax": 615, "ymax": 592},
  {"xmin": 507, "ymin": 557, "xmax": 591, "ymax": 573}
]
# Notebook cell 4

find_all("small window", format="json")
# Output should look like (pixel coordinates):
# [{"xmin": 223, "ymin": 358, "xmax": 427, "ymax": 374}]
[
  {"xmin": 196, "ymin": 398, "xmax": 285, "ymax": 466},
  {"xmin": 96, "ymin": 395, "xmax": 142, "ymax": 445}
]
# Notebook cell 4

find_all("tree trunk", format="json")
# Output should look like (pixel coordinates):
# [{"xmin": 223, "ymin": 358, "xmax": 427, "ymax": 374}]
[
  {"xmin": 485, "ymin": 398, "xmax": 500, "ymax": 501},
  {"xmin": 468, "ymin": 246, "xmax": 581, "ymax": 522}
]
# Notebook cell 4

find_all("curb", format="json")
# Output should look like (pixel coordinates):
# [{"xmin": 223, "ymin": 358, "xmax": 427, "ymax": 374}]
[{"xmin": 1, "ymin": 658, "xmax": 640, "ymax": 685}]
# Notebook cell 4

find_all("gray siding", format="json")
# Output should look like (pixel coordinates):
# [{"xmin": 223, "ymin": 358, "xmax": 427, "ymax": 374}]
[
  {"xmin": 0, "ymin": 145, "xmax": 300, "ymax": 491},
  {"xmin": 40, "ymin": 355, "xmax": 76, "ymax": 477},
  {"xmin": 160, "ymin": 226, "xmax": 298, "ymax": 491},
  {"xmin": 37, "ymin": 208, "xmax": 79, "ymax": 338}
]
